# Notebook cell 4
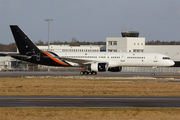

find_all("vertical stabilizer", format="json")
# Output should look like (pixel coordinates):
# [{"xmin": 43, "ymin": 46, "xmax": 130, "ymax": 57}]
[{"xmin": 10, "ymin": 25, "xmax": 40, "ymax": 54}]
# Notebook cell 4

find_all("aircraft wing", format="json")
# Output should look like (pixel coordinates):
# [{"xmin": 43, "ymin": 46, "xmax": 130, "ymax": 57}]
[
  {"xmin": 0, "ymin": 53, "xmax": 31, "ymax": 59},
  {"xmin": 58, "ymin": 57, "xmax": 101, "ymax": 65}
]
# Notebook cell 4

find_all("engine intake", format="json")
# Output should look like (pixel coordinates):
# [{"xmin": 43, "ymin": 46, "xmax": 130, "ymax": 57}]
[{"xmin": 90, "ymin": 63, "xmax": 108, "ymax": 72}]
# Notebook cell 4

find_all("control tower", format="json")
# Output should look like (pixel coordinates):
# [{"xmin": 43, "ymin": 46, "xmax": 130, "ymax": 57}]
[
  {"xmin": 106, "ymin": 30, "xmax": 144, "ymax": 52},
  {"xmin": 121, "ymin": 31, "xmax": 139, "ymax": 37}
]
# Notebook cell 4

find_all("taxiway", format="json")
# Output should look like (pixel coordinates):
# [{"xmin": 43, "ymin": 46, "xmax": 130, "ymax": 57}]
[{"xmin": 0, "ymin": 96, "xmax": 179, "ymax": 107}]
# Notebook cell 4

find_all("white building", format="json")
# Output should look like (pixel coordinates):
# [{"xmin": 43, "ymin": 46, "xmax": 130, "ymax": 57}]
[
  {"xmin": 0, "ymin": 56, "xmax": 12, "ymax": 71},
  {"xmin": 38, "ymin": 45, "xmax": 104, "ymax": 52},
  {"xmin": 106, "ymin": 37, "xmax": 145, "ymax": 52}
]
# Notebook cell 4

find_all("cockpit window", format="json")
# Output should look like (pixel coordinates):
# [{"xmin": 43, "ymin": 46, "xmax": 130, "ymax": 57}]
[{"xmin": 163, "ymin": 57, "xmax": 170, "ymax": 60}]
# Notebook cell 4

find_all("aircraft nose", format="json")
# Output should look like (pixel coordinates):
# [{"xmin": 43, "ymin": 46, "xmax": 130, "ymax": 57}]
[{"xmin": 169, "ymin": 60, "xmax": 175, "ymax": 66}]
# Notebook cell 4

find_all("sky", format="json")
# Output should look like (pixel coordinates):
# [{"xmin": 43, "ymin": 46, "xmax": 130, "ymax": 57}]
[{"xmin": 0, "ymin": 0, "xmax": 180, "ymax": 44}]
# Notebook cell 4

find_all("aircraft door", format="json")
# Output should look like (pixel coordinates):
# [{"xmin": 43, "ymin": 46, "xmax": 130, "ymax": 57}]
[
  {"xmin": 154, "ymin": 56, "xmax": 158, "ymax": 62},
  {"xmin": 120, "ymin": 55, "xmax": 125, "ymax": 62}
]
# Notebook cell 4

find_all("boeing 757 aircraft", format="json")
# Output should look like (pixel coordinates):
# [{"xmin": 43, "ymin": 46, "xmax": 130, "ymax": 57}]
[{"xmin": 0, "ymin": 25, "xmax": 175, "ymax": 75}]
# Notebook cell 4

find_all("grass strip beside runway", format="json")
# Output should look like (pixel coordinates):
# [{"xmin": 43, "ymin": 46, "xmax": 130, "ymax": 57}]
[
  {"xmin": 1, "ymin": 108, "xmax": 180, "ymax": 120},
  {"xmin": 0, "ymin": 78, "xmax": 180, "ymax": 96}
]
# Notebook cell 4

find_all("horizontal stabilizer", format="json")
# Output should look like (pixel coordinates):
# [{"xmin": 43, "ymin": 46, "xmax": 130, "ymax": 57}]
[{"xmin": 0, "ymin": 53, "xmax": 31, "ymax": 59}]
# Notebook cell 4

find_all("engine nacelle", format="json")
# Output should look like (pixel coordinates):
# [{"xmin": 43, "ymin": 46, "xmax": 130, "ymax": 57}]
[
  {"xmin": 108, "ymin": 67, "xmax": 122, "ymax": 72},
  {"xmin": 90, "ymin": 63, "xmax": 108, "ymax": 72}
]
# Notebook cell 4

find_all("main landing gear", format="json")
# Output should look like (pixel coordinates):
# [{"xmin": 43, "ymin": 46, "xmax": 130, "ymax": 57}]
[{"xmin": 80, "ymin": 71, "xmax": 97, "ymax": 75}]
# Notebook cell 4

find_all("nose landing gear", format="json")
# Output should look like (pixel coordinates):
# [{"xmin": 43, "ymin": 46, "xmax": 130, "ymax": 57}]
[
  {"xmin": 151, "ymin": 73, "xmax": 155, "ymax": 76},
  {"xmin": 151, "ymin": 66, "xmax": 157, "ymax": 76}
]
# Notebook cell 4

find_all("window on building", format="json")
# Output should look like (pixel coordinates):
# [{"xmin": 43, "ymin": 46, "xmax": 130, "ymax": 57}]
[
  {"xmin": 113, "ymin": 41, "xmax": 117, "ymax": 45},
  {"xmin": 133, "ymin": 49, "xmax": 144, "ymax": 52},
  {"xmin": 108, "ymin": 41, "xmax": 112, "ymax": 45}
]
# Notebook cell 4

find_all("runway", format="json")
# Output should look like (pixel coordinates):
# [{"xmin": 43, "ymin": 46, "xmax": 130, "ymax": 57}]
[
  {"xmin": 0, "ymin": 96, "xmax": 180, "ymax": 107},
  {"xmin": 0, "ymin": 71, "xmax": 180, "ymax": 79}
]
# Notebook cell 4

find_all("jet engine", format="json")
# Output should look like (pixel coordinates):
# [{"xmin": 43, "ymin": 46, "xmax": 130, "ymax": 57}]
[{"xmin": 90, "ymin": 63, "xmax": 108, "ymax": 72}]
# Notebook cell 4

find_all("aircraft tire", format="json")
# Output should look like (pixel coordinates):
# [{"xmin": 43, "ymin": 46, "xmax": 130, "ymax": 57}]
[
  {"xmin": 151, "ymin": 73, "xmax": 155, "ymax": 76},
  {"xmin": 80, "ymin": 71, "xmax": 85, "ymax": 75},
  {"xmin": 84, "ymin": 71, "xmax": 88, "ymax": 75},
  {"xmin": 80, "ymin": 71, "xmax": 97, "ymax": 75},
  {"xmin": 92, "ymin": 71, "xmax": 97, "ymax": 75}
]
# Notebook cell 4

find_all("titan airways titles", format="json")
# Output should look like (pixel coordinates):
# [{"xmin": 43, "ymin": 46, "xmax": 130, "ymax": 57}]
[{"xmin": 0, "ymin": 25, "xmax": 175, "ymax": 75}]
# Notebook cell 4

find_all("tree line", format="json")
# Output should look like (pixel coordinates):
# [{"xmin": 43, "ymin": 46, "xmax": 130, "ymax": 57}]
[
  {"xmin": 0, "ymin": 40, "xmax": 179, "ymax": 52},
  {"xmin": 146, "ymin": 40, "xmax": 180, "ymax": 45}
]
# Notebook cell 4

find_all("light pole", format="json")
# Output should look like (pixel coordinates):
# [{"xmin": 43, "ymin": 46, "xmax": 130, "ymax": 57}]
[
  {"xmin": 45, "ymin": 19, "xmax": 53, "ymax": 51},
  {"xmin": 45, "ymin": 19, "xmax": 53, "ymax": 72}
]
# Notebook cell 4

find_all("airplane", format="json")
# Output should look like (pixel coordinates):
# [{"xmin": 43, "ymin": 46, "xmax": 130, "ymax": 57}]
[{"xmin": 0, "ymin": 25, "xmax": 175, "ymax": 75}]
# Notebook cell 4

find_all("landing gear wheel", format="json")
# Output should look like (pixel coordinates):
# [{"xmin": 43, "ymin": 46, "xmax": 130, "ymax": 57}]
[
  {"xmin": 151, "ymin": 73, "xmax": 155, "ymax": 76},
  {"xmin": 89, "ymin": 71, "xmax": 97, "ymax": 75},
  {"xmin": 80, "ymin": 71, "xmax": 97, "ymax": 75},
  {"xmin": 84, "ymin": 71, "xmax": 88, "ymax": 75},
  {"xmin": 80, "ymin": 71, "xmax": 85, "ymax": 75},
  {"xmin": 92, "ymin": 71, "xmax": 97, "ymax": 75},
  {"xmin": 89, "ymin": 71, "xmax": 94, "ymax": 75}
]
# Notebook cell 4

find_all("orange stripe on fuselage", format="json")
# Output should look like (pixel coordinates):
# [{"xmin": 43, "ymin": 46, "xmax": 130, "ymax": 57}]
[{"xmin": 40, "ymin": 51, "xmax": 69, "ymax": 66}]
